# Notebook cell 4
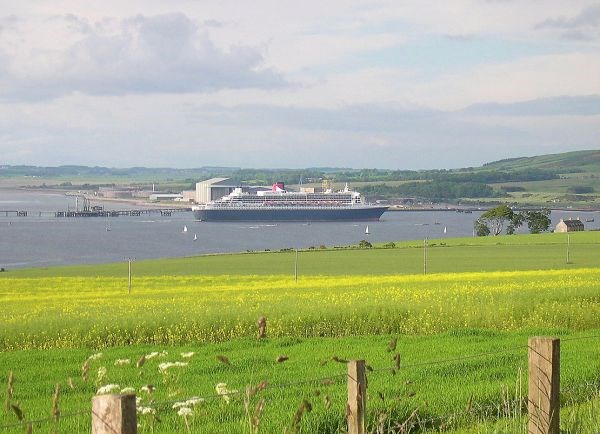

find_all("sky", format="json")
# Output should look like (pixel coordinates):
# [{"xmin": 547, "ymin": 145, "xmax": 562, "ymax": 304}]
[{"xmin": 0, "ymin": 1, "xmax": 599, "ymax": 170}]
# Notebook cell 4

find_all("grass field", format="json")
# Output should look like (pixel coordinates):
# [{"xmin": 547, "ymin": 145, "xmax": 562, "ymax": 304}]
[
  {"xmin": 3, "ymin": 231, "xmax": 600, "ymax": 278},
  {"xmin": 1, "ymin": 233, "xmax": 599, "ymax": 432},
  {"xmin": 1, "ymin": 331, "xmax": 598, "ymax": 433}
]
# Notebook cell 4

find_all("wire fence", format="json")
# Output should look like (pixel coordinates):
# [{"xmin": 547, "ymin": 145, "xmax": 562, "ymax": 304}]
[{"xmin": 1, "ymin": 334, "xmax": 598, "ymax": 432}]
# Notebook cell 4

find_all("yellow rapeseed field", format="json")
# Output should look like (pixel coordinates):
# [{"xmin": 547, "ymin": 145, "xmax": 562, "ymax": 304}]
[{"xmin": 1, "ymin": 268, "xmax": 599, "ymax": 350}]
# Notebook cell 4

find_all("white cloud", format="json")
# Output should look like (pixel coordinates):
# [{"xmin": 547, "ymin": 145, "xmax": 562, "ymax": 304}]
[
  {"xmin": 0, "ymin": 13, "xmax": 285, "ymax": 100},
  {"xmin": 1, "ymin": 1, "xmax": 600, "ymax": 168}
]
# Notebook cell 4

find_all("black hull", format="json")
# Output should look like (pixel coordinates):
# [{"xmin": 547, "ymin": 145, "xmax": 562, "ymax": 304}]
[{"xmin": 193, "ymin": 207, "xmax": 388, "ymax": 222}]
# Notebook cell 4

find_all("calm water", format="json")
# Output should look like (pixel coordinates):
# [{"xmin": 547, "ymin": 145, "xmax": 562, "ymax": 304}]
[{"xmin": 1, "ymin": 190, "xmax": 598, "ymax": 269}]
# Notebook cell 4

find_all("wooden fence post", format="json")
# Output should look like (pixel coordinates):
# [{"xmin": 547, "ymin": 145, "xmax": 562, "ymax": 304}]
[
  {"xmin": 347, "ymin": 360, "xmax": 367, "ymax": 434},
  {"xmin": 528, "ymin": 337, "xmax": 560, "ymax": 434},
  {"xmin": 92, "ymin": 394, "xmax": 137, "ymax": 434}
]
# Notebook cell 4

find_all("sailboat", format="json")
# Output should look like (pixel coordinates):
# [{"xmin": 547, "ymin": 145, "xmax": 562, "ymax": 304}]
[
  {"xmin": 443, "ymin": 226, "xmax": 447, "ymax": 234},
  {"xmin": 365, "ymin": 225, "xmax": 370, "ymax": 235},
  {"xmin": 183, "ymin": 225, "xmax": 188, "ymax": 233},
  {"xmin": 193, "ymin": 234, "xmax": 197, "ymax": 241}
]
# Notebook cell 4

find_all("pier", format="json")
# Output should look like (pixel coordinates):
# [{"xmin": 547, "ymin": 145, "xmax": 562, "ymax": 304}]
[{"xmin": 1, "ymin": 208, "xmax": 191, "ymax": 218}]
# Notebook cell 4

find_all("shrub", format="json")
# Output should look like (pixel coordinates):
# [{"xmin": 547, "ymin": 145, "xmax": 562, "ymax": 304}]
[{"xmin": 358, "ymin": 240, "xmax": 372, "ymax": 248}]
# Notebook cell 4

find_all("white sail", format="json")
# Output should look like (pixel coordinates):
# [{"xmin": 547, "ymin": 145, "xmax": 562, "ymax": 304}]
[
  {"xmin": 193, "ymin": 234, "xmax": 197, "ymax": 241},
  {"xmin": 443, "ymin": 226, "xmax": 447, "ymax": 234},
  {"xmin": 183, "ymin": 225, "xmax": 188, "ymax": 233},
  {"xmin": 365, "ymin": 225, "xmax": 370, "ymax": 235}
]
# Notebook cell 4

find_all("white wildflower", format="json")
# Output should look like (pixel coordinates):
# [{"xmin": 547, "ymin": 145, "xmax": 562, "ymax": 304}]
[
  {"xmin": 177, "ymin": 407, "xmax": 193, "ymax": 417},
  {"xmin": 140, "ymin": 385, "xmax": 155, "ymax": 394},
  {"xmin": 87, "ymin": 353, "xmax": 103, "ymax": 361},
  {"xmin": 137, "ymin": 406, "xmax": 156, "ymax": 415},
  {"xmin": 145, "ymin": 352, "xmax": 159, "ymax": 360},
  {"xmin": 114, "ymin": 359, "xmax": 131, "ymax": 366},
  {"xmin": 158, "ymin": 361, "xmax": 188, "ymax": 373},
  {"xmin": 215, "ymin": 383, "xmax": 237, "ymax": 404},
  {"xmin": 159, "ymin": 350, "xmax": 168, "ymax": 358},
  {"xmin": 185, "ymin": 397, "xmax": 204, "ymax": 406},
  {"xmin": 172, "ymin": 402, "xmax": 187, "ymax": 409},
  {"xmin": 180, "ymin": 352, "xmax": 195, "ymax": 358},
  {"xmin": 136, "ymin": 396, "xmax": 142, "ymax": 406},
  {"xmin": 120, "ymin": 387, "xmax": 135, "ymax": 394},
  {"xmin": 97, "ymin": 366, "xmax": 107, "ymax": 383},
  {"xmin": 96, "ymin": 384, "xmax": 120, "ymax": 394}
]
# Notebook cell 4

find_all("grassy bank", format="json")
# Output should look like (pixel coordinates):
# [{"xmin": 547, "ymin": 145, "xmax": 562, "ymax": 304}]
[{"xmin": 2, "ymin": 231, "xmax": 599, "ymax": 278}]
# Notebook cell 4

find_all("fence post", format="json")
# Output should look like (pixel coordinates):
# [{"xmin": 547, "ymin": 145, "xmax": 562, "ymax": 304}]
[
  {"xmin": 92, "ymin": 394, "xmax": 137, "ymax": 434},
  {"xmin": 528, "ymin": 337, "xmax": 560, "ymax": 434},
  {"xmin": 347, "ymin": 360, "xmax": 366, "ymax": 434}
]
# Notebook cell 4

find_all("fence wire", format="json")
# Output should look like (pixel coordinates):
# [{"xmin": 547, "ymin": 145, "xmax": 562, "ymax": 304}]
[{"xmin": 0, "ymin": 409, "xmax": 89, "ymax": 430}]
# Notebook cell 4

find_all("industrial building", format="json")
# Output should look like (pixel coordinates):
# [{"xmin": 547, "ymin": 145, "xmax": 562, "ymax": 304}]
[
  {"xmin": 195, "ymin": 178, "xmax": 239, "ymax": 203},
  {"xmin": 194, "ymin": 178, "xmax": 274, "ymax": 203},
  {"xmin": 149, "ymin": 193, "xmax": 184, "ymax": 202}
]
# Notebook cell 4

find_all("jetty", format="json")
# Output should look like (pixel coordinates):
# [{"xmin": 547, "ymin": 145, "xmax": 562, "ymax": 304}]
[{"xmin": 1, "ymin": 208, "xmax": 191, "ymax": 218}]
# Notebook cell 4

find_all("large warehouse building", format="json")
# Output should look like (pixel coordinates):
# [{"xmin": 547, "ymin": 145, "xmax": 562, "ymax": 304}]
[{"xmin": 195, "ymin": 178, "xmax": 238, "ymax": 203}]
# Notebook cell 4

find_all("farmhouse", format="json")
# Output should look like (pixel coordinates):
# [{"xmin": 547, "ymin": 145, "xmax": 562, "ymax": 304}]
[{"xmin": 555, "ymin": 218, "xmax": 584, "ymax": 232}]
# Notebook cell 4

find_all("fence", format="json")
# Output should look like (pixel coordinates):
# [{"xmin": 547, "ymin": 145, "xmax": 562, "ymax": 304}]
[{"xmin": 1, "ymin": 335, "xmax": 598, "ymax": 433}]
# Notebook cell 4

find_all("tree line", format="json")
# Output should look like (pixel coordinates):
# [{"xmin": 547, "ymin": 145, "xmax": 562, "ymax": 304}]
[{"xmin": 474, "ymin": 205, "xmax": 551, "ymax": 236}]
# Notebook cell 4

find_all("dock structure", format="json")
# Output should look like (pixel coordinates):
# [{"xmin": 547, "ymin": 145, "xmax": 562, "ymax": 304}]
[{"xmin": 1, "ymin": 208, "xmax": 191, "ymax": 218}]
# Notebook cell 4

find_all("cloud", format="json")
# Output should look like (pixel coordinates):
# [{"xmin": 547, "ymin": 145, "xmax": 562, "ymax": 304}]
[
  {"xmin": 536, "ymin": 4, "xmax": 600, "ymax": 29},
  {"xmin": 462, "ymin": 95, "xmax": 600, "ymax": 116},
  {"xmin": 535, "ymin": 3, "xmax": 600, "ymax": 40},
  {"xmin": 0, "ymin": 13, "xmax": 286, "ymax": 100}
]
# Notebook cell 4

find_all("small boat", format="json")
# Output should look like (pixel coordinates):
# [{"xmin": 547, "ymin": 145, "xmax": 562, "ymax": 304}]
[
  {"xmin": 193, "ymin": 234, "xmax": 197, "ymax": 241},
  {"xmin": 365, "ymin": 225, "xmax": 370, "ymax": 235},
  {"xmin": 183, "ymin": 225, "xmax": 188, "ymax": 233},
  {"xmin": 434, "ymin": 221, "xmax": 441, "ymax": 225},
  {"xmin": 443, "ymin": 226, "xmax": 447, "ymax": 234},
  {"xmin": 586, "ymin": 218, "xmax": 594, "ymax": 222}
]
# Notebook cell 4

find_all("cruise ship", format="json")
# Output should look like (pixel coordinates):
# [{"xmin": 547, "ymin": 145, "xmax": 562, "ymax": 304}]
[{"xmin": 192, "ymin": 182, "xmax": 388, "ymax": 222}]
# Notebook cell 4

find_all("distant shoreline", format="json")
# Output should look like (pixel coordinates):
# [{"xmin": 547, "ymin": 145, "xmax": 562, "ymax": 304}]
[{"xmin": 4, "ymin": 187, "xmax": 600, "ymax": 213}]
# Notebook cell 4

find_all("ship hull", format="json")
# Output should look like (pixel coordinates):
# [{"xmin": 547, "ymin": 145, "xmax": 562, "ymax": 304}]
[{"xmin": 193, "ymin": 206, "xmax": 388, "ymax": 222}]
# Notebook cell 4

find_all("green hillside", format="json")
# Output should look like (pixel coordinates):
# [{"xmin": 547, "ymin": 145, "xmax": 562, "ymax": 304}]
[{"xmin": 482, "ymin": 149, "xmax": 600, "ymax": 172}]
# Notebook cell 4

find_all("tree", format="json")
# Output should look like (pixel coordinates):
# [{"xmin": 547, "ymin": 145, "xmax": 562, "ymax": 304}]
[
  {"xmin": 523, "ymin": 209, "xmax": 551, "ymax": 234},
  {"xmin": 506, "ymin": 212, "xmax": 525, "ymax": 235},
  {"xmin": 358, "ymin": 239, "xmax": 372, "ymax": 248},
  {"xmin": 479, "ymin": 205, "xmax": 517, "ymax": 236},
  {"xmin": 474, "ymin": 218, "xmax": 491, "ymax": 236}
]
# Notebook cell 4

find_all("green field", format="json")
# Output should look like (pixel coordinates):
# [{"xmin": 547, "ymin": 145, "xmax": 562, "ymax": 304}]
[
  {"xmin": 1, "ymin": 233, "xmax": 599, "ymax": 432},
  {"xmin": 4, "ymin": 231, "xmax": 600, "ymax": 278}
]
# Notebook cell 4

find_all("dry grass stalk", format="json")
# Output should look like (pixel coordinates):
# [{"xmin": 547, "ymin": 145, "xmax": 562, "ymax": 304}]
[
  {"xmin": 387, "ymin": 337, "xmax": 397, "ymax": 352},
  {"xmin": 216, "ymin": 355, "xmax": 231, "ymax": 365},
  {"xmin": 393, "ymin": 353, "xmax": 401, "ymax": 370},
  {"xmin": 244, "ymin": 381, "xmax": 268, "ymax": 434},
  {"xmin": 10, "ymin": 402, "xmax": 24, "ymax": 421},
  {"xmin": 81, "ymin": 359, "xmax": 89, "ymax": 382},
  {"xmin": 136, "ymin": 355, "xmax": 146, "ymax": 368},
  {"xmin": 52, "ymin": 383, "xmax": 60, "ymax": 422},
  {"xmin": 67, "ymin": 377, "xmax": 75, "ymax": 390},
  {"xmin": 5, "ymin": 371, "xmax": 14, "ymax": 412},
  {"xmin": 256, "ymin": 316, "xmax": 267, "ymax": 339},
  {"xmin": 290, "ymin": 399, "xmax": 312, "ymax": 434}
]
